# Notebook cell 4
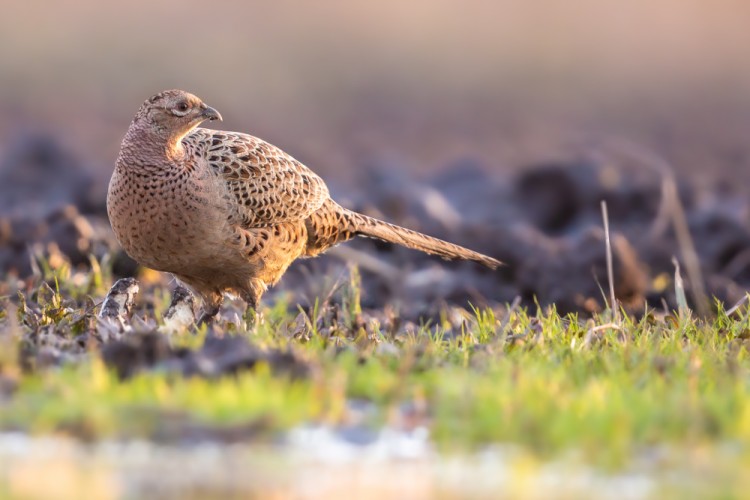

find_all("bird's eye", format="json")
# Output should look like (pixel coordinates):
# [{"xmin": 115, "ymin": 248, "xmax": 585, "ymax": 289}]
[{"xmin": 176, "ymin": 102, "xmax": 189, "ymax": 112}]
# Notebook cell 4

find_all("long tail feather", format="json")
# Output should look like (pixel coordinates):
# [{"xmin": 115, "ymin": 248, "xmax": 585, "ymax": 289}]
[{"xmin": 345, "ymin": 209, "xmax": 501, "ymax": 269}]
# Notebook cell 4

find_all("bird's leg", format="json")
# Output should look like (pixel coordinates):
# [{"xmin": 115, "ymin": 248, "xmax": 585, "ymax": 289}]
[
  {"xmin": 242, "ymin": 297, "xmax": 264, "ymax": 326},
  {"xmin": 197, "ymin": 306, "xmax": 220, "ymax": 326},
  {"xmin": 197, "ymin": 291, "xmax": 223, "ymax": 326},
  {"xmin": 241, "ymin": 280, "xmax": 265, "ymax": 327}
]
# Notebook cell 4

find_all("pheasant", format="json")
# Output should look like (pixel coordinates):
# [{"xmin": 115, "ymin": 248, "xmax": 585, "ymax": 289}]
[{"xmin": 108, "ymin": 90, "xmax": 501, "ymax": 323}]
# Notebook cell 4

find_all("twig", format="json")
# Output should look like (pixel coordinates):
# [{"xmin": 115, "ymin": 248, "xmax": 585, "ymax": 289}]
[
  {"xmin": 672, "ymin": 257, "xmax": 690, "ymax": 318},
  {"xmin": 582, "ymin": 322, "xmax": 623, "ymax": 348},
  {"xmin": 601, "ymin": 201, "xmax": 620, "ymax": 324},
  {"xmin": 726, "ymin": 294, "xmax": 749, "ymax": 317},
  {"xmin": 600, "ymin": 139, "xmax": 710, "ymax": 317},
  {"xmin": 588, "ymin": 322, "xmax": 623, "ymax": 333}
]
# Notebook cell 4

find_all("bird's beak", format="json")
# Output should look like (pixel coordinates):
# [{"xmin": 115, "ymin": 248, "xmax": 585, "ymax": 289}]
[{"xmin": 200, "ymin": 104, "xmax": 223, "ymax": 122}]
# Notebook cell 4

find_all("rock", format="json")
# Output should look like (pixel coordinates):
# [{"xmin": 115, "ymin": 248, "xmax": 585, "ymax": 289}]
[{"xmin": 159, "ymin": 286, "xmax": 196, "ymax": 334}]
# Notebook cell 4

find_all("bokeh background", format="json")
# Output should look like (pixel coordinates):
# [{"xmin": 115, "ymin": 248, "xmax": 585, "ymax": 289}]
[{"xmin": 3, "ymin": 0, "xmax": 750, "ymax": 313}]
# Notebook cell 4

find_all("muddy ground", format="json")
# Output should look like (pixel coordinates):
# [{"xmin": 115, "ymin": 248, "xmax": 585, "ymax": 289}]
[{"xmin": 1, "ymin": 131, "xmax": 749, "ymax": 319}]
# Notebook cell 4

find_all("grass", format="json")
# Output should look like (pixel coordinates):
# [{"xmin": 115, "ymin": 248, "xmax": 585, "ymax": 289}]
[{"xmin": 1, "ymin": 259, "xmax": 750, "ymax": 496}]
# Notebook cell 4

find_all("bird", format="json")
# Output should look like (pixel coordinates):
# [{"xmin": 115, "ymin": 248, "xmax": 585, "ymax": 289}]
[{"xmin": 108, "ymin": 90, "xmax": 501, "ymax": 323}]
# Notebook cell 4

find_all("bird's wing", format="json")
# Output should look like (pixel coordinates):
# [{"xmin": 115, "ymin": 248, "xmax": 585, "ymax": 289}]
[{"xmin": 186, "ymin": 128, "xmax": 330, "ymax": 228}]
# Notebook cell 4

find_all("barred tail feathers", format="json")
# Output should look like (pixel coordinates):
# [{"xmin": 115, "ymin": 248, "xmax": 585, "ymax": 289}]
[{"xmin": 343, "ymin": 208, "xmax": 501, "ymax": 270}]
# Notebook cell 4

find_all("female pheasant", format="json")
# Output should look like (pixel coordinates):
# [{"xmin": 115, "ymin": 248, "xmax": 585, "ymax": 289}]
[{"xmin": 108, "ymin": 90, "xmax": 501, "ymax": 322}]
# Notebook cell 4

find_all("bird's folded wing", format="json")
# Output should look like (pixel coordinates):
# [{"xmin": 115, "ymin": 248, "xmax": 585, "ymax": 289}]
[{"xmin": 187, "ymin": 129, "xmax": 329, "ymax": 227}]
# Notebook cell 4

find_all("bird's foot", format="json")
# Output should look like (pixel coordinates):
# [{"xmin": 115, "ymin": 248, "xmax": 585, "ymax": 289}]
[
  {"xmin": 244, "ymin": 308, "xmax": 264, "ymax": 329},
  {"xmin": 197, "ymin": 306, "xmax": 220, "ymax": 326}
]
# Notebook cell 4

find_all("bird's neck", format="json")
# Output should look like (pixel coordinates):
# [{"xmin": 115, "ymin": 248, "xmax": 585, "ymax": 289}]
[{"xmin": 119, "ymin": 123, "xmax": 188, "ymax": 171}]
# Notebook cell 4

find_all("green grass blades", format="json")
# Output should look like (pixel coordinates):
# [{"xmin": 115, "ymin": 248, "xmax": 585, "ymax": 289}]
[{"xmin": 1, "ymin": 271, "xmax": 750, "ymax": 475}]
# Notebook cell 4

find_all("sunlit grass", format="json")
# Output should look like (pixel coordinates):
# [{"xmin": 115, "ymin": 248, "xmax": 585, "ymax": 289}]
[{"xmin": 1, "ymin": 266, "xmax": 750, "ymax": 477}]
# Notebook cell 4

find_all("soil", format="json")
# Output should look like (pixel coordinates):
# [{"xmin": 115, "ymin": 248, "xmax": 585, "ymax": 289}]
[{"xmin": 2, "ymin": 132, "xmax": 749, "ymax": 320}]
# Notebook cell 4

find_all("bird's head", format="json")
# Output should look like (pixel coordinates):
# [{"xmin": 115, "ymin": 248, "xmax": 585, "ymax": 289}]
[{"xmin": 133, "ymin": 89, "xmax": 222, "ymax": 139}]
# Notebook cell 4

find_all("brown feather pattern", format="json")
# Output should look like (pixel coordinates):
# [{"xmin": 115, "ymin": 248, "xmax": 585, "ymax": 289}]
[{"xmin": 107, "ymin": 90, "xmax": 501, "ymax": 319}]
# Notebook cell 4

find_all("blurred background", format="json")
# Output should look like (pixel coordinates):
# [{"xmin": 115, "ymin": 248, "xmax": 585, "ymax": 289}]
[{"xmin": 3, "ymin": 0, "xmax": 750, "ymax": 314}]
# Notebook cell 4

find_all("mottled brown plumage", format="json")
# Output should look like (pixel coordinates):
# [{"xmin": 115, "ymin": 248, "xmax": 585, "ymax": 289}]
[{"xmin": 108, "ymin": 90, "xmax": 501, "ymax": 321}]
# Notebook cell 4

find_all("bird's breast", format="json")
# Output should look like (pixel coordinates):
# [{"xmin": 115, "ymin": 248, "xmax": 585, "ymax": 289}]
[{"xmin": 107, "ymin": 164, "xmax": 228, "ymax": 272}]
